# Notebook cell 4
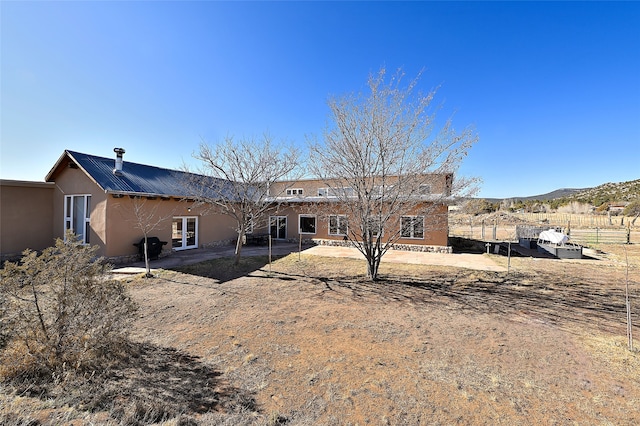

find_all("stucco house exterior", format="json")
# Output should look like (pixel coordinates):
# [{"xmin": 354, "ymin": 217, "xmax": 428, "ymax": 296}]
[
  {"xmin": 1, "ymin": 148, "xmax": 453, "ymax": 262},
  {"xmin": 0, "ymin": 180, "xmax": 55, "ymax": 259},
  {"xmin": 266, "ymin": 176, "xmax": 451, "ymax": 252}
]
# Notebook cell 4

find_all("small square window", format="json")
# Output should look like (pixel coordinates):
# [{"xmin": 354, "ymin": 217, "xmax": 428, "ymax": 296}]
[
  {"xmin": 299, "ymin": 215, "xmax": 316, "ymax": 234},
  {"xmin": 286, "ymin": 188, "xmax": 304, "ymax": 196},
  {"xmin": 419, "ymin": 185, "xmax": 431, "ymax": 195}
]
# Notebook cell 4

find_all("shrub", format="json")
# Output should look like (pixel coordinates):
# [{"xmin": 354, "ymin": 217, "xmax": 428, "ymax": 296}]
[
  {"xmin": 623, "ymin": 199, "xmax": 640, "ymax": 217},
  {"xmin": 0, "ymin": 233, "xmax": 137, "ymax": 379}
]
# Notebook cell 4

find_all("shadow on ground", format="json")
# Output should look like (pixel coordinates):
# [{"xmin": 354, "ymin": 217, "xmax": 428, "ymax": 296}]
[
  {"xmin": 302, "ymin": 269, "xmax": 636, "ymax": 334},
  {"xmin": 8, "ymin": 341, "xmax": 257, "ymax": 423},
  {"xmin": 170, "ymin": 254, "xmax": 290, "ymax": 284}
]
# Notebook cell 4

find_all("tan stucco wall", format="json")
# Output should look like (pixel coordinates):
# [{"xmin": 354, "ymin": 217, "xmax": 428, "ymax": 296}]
[
  {"xmin": 269, "ymin": 174, "xmax": 452, "ymax": 198},
  {"xmin": 268, "ymin": 202, "xmax": 449, "ymax": 246},
  {"xmin": 104, "ymin": 197, "xmax": 238, "ymax": 258},
  {"xmin": 51, "ymin": 166, "xmax": 108, "ymax": 255},
  {"xmin": 0, "ymin": 180, "xmax": 55, "ymax": 258}
]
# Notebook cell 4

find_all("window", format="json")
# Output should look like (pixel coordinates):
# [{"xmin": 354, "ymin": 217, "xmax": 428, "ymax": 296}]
[
  {"xmin": 329, "ymin": 215, "xmax": 348, "ymax": 236},
  {"xmin": 366, "ymin": 217, "xmax": 382, "ymax": 238},
  {"xmin": 419, "ymin": 185, "xmax": 431, "ymax": 195},
  {"xmin": 270, "ymin": 216, "xmax": 287, "ymax": 239},
  {"xmin": 318, "ymin": 187, "xmax": 355, "ymax": 197},
  {"xmin": 245, "ymin": 214, "xmax": 254, "ymax": 234},
  {"xmin": 299, "ymin": 215, "xmax": 316, "ymax": 234},
  {"xmin": 286, "ymin": 188, "xmax": 304, "ymax": 196},
  {"xmin": 64, "ymin": 195, "xmax": 91, "ymax": 244},
  {"xmin": 401, "ymin": 216, "xmax": 424, "ymax": 239},
  {"xmin": 372, "ymin": 185, "xmax": 394, "ymax": 196}
]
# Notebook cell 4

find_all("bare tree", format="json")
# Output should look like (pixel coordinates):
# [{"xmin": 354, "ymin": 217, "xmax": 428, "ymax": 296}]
[
  {"xmin": 116, "ymin": 198, "xmax": 175, "ymax": 277},
  {"xmin": 187, "ymin": 135, "xmax": 300, "ymax": 265},
  {"xmin": 309, "ymin": 67, "xmax": 478, "ymax": 280}
]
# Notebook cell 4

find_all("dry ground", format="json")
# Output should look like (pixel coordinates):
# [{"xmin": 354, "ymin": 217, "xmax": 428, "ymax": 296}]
[{"xmin": 2, "ymin": 245, "xmax": 640, "ymax": 425}]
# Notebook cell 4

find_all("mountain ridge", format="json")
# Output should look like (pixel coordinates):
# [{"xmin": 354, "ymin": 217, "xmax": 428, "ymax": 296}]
[{"xmin": 481, "ymin": 179, "xmax": 640, "ymax": 205}]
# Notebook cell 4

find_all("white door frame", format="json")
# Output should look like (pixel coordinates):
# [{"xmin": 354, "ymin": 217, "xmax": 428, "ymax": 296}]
[
  {"xmin": 269, "ymin": 215, "xmax": 287, "ymax": 240},
  {"xmin": 172, "ymin": 216, "xmax": 198, "ymax": 250}
]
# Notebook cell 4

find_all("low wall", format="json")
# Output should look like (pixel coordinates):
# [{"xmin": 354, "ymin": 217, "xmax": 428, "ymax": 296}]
[{"xmin": 312, "ymin": 238, "xmax": 452, "ymax": 254}]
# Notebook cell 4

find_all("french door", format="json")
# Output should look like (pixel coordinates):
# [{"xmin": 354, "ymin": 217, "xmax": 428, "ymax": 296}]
[
  {"xmin": 269, "ymin": 216, "xmax": 287, "ymax": 240},
  {"xmin": 172, "ymin": 217, "xmax": 198, "ymax": 250}
]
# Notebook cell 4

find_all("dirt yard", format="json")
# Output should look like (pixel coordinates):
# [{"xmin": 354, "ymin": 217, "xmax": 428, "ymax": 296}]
[
  {"xmin": 131, "ymin": 245, "xmax": 639, "ymax": 425},
  {"xmin": 2, "ymin": 245, "xmax": 639, "ymax": 425}
]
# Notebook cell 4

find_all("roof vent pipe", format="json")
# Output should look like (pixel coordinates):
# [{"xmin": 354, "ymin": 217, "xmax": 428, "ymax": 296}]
[{"xmin": 113, "ymin": 148, "xmax": 125, "ymax": 176}]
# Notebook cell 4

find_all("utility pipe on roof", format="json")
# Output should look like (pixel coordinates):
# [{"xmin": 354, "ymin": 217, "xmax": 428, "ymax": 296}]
[{"xmin": 113, "ymin": 147, "xmax": 125, "ymax": 176}]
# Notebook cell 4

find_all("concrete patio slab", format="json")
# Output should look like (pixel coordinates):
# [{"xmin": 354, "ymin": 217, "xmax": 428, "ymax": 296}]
[
  {"xmin": 111, "ymin": 242, "xmax": 506, "ymax": 275},
  {"xmin": 302, "ymin": 245, "xmax": 507, "ymax": 272}
]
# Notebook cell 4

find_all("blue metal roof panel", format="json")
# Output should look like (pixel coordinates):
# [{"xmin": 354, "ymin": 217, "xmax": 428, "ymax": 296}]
[{"xmin": 66, "ymin": 151, "xmax": 227, "ymax": 198}]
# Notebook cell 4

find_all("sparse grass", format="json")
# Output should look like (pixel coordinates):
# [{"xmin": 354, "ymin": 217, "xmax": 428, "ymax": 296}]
[{"xmin": 2, "ymin": 246, "xmax": 640, "ymax": 424}]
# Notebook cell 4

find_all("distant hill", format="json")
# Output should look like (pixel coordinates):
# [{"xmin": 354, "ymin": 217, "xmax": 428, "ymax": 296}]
[
  {"xmin": 481, "ymin": 179, "xmax": 640, "ymax": 206},
  {"xmin": 502, "ymin": 188, "xmax": 587, "ymax": 202},
  {"xmin": 570, "ymin": 179, "xmax": 640, "ymax": 205}
]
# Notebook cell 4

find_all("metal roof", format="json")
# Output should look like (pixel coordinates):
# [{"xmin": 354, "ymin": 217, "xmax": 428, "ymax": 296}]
[{"xmin": 55, "ymin": 150, "xmax": 231, "ymax": 198}]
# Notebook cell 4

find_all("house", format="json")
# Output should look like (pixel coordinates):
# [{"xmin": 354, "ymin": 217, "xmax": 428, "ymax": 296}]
[
  {"xmin": 0, "ymin": 180, "xmax": 55, "ymax": 259},
  {"xmin": 1, "ymin": 149, "xmax": 238, "ymax": 262},
  {"xmin": 1, "ymin": 148, "xmax": 453, "ymax": 262},
  {"xmin": 266, "ymin": 177, "xmax": 452, "ymax": 253}
]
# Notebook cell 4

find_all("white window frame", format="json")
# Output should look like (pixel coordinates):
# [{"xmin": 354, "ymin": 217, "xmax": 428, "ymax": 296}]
[
  {"xmin": 286, "ymin": 188, "xmax": 304, "ymax": 196},
  {"xmin": 401, "ymin": 215, "xmax": 425, "ymax": 239},
  {"xmin": 328, "ymin": 215, "xmax": 348, "ymax": 236},
  {"xmin": 298, "ymin": 214, "xmax": 317, "ymax": 235},
  {"xmin": 318, "ymin": 187, "xmax": 355, "ymax": 197},
  {"xmin": 269, "ymin": 215, "xmax": 288, "ymax": 239},
  {"xmin": 172, "ymin": 216, "xmax": 199, "ymax": 250},
  {"xmin": 64, "ymin": 194, "xmax": 91, "ymax": 244},
  {"xmin": 366, "ymin": 217, "xmax": 382, "ymax": 238},
  {"xmin": 245, "ymin": 214, "xmax": 254, "ymax": 234}
]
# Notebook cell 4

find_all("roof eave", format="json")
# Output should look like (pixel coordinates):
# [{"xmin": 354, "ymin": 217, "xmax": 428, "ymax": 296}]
[
  {"xmin": 45, "ymin": 150, "xmax": 107, "ymax": 192},
  {"xmin": 105, "ymin": 189, "xmax": 187, "ymax": 199}
]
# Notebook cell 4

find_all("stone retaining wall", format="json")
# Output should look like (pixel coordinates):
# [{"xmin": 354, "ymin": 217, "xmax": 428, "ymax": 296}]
[{"xmin": 311, "ymin": 238, "xmax": 452, "ymax": 254}]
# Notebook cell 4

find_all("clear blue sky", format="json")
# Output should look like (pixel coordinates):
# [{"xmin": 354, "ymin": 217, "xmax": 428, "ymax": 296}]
[{"xmin": 2, "ymin": 1, "xmax": 639, "ymax": 198}]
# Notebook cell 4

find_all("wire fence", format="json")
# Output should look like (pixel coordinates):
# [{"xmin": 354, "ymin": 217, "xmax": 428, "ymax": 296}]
[
  {"xmin": 512, "ymin": 212, "xmax": 636, "ymax": 228},
  {"xmin": 449, "ymin": 213, "xmax": 640, "ymax": 245}
]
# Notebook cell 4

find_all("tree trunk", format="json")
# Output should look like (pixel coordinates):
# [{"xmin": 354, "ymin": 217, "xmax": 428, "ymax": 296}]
[
  {"xmin": 367, "ymin": 258, "xmax": 380, "ymax": 281},
  {"xmin": 234, "ymin": 230, "xmax": 244, "ymax": 266},
  {"xmin": 144, "ymin": 238, "xmax": 151, "ymax": 277}
]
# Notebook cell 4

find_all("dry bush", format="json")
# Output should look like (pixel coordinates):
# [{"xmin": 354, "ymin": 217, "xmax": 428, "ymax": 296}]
[{"xmin": 0, "ymin": 233, "xmax": 137, "ymax": 380}]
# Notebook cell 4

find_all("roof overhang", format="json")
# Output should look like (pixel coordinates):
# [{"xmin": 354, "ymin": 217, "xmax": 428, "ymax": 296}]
[{"xmin": 45, "ymin": 150, "xmax": 106, "ymax": 191}]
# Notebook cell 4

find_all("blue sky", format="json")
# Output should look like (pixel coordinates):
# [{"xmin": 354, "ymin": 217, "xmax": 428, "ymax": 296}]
[{"xmin": 2, "ymin": 1, "xmax": 639, "ymax": 198}]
